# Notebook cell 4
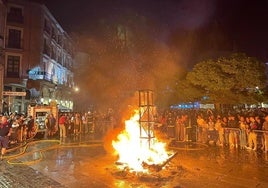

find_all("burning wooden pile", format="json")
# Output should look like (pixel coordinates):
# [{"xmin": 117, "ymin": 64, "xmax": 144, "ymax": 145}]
[
  {"xmin": 112, "ymin": 110, "xmax": 177, "ymax": 174},
  {"xmin": 108, "ymin": 154, "xmax": 186, "ymax": 187},
  {"xmin": 141, "ymin": 152, "xmax": 178, "ymax": 172}
]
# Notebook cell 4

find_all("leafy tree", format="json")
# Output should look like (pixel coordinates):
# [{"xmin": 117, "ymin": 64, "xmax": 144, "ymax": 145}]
[
  {"xmin": 186, "ymin": 53, "xmax": 267, "ymax": 104},
  {"xmin": 173, "ymin": 79, "xmax": 204, "ymax": 103}
]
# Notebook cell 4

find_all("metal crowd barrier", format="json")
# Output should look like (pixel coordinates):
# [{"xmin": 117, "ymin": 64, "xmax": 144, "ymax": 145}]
[
  {"xmin": 195, "ymin": 127, "xmax": 242, "ymax": 146},
  {"xmin": 253, "ymin": 130, "xmax": 268, "ymax": 134},
  {"xmin": 222, "ymin": 127, "xmax": 242, "ymax": 146},
  {"xmin": 223, "ymin": 127, "xmax": 242, "ymax": 132},
  {"xmin": 252, "ymin": 130, "xmax": 268, "ymax": 150},
  {"xmin": 163, "ymin": 123, "xmax": 268, "ymax": 151}
]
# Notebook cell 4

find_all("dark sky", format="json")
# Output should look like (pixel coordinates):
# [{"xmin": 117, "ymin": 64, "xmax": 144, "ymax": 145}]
[{"xmin": 44, "ymin": 0, "xmax": 268, "ymax": 61}]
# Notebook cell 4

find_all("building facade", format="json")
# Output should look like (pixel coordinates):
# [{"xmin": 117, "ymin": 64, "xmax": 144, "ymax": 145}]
[{"xmin": 1, "ymin": 0, "xmax": 75, "ymax": 114}]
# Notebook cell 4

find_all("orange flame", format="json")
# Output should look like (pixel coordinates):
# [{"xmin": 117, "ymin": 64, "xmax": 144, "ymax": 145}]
[{"xmin": 112, "ymin": 110, "xmax": 170, "ymax": 173}]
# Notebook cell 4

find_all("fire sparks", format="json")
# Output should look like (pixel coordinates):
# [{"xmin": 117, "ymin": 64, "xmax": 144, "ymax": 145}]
[{"xmin": 112, "ymin": 111, "xmax": 171, "ymax": 173}]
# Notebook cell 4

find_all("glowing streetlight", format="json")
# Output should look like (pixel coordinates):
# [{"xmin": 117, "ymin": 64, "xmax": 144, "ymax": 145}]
[{"xmin": 74, "ymin": 86, "xmax": 79, "ymax": 92}]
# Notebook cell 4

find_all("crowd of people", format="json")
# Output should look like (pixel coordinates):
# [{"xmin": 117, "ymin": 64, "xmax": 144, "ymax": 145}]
[
  {"xmin": 1, "ymin": 106, "xmax": 268, "ymax": 160},
  {"xmin": 0, "ymin": 113, "xmax": 34, "ymax": 160},
  {"xmin": 0, "ymin": 108, "xmax": 116, "ymax": 160},
  {"xmin": 157, "ymin": 108, "xmax": 268, "ymax": 152},
  {"xmin": 56, "ymin": 109, "xmax": 116, "ymax": 139}
]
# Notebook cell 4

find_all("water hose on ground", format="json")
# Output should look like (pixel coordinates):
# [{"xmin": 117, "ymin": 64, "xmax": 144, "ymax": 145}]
[{"xmin": 5, "ymin": 139, "xmax": 103, "ymax": 165}]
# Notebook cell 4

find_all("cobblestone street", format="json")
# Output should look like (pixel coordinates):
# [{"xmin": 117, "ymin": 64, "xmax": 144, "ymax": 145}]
[{"xmin": 0, "ymin": 161, "xmax": 65, "ymax": 188}]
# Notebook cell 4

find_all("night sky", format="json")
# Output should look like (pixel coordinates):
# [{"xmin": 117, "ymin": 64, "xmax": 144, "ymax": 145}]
[{"xmin": 43, "ymin": 0, "xmax": 268, "ymax": 62}]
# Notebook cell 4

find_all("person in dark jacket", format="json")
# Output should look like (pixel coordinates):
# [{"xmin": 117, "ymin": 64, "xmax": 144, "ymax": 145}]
[{"xmin": 0, "ymin": 116, "xmax": 12, "ymax": 160}]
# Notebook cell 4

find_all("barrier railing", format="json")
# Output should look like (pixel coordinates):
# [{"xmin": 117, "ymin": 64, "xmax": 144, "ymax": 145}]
[
  {"xmin": 223, "ymin": 127, "xmax": 242, "ymax": 132},
  {"xmin": 253, "ymin": 130, "xmax": 268, "ymax": 134}
]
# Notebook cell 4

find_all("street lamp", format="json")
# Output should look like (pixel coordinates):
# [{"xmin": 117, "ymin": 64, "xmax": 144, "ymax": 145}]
[{"xmin": 74, "ymin": 86, "xmax": 79, "ymax": 92}]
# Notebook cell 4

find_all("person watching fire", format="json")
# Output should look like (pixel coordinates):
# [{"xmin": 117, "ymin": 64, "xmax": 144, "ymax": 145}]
[{"xmin": 0, "ymin": 116, "xmax": 12, "ymax": 160}]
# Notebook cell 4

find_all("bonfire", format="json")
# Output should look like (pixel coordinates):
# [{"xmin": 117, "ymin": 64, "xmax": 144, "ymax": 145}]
[{"xmin": 112, "ymin": 110, "xmax": 174, "ymax": 173}]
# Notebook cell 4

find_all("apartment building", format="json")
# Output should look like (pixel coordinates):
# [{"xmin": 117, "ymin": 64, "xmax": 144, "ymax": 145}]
[{"xmin": 2, "ymin": 0, "xmax": 75, "ymax": 114}]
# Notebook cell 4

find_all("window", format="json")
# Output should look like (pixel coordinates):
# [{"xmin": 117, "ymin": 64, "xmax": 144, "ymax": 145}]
[
  {"xmin": 7, "ymin": 55, "xmax": 20, "ymax": 78},
  {"xmin": 4, "ymin": 86, "xmax": 12, "ymax": 91},
  {"xmin": 7, "ymin": 7, "xmax": 23, "ymax": 23},
  {"xmin": 7, "ymin": 28, "xmax": 22, "ymax": 49}
]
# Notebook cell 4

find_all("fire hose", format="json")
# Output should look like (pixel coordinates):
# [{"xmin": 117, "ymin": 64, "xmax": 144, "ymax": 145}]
[{"xmin": 5, "ymin": 139, "xmax": 103, "ymax": 165}]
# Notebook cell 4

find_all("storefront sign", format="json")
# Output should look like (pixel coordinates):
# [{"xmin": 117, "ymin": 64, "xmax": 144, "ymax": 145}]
[{"xmin": 3, "ymin": 91, "xmax": 26, "ymax": 96}]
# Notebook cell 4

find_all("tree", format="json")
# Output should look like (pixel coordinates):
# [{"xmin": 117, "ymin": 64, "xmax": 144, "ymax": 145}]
[
  {"xmin": 186, "ymin": 53, "xmax": 267, "ymax": 104},
  {"xmin": 173, "ymin": 79, "xmax": 204, "ymax": 103}
]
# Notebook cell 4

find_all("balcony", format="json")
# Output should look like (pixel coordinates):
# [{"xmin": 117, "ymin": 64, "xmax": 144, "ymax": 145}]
[{"xmin": 28, "ymin": 70, "xmax": 46, "ymax": 80}]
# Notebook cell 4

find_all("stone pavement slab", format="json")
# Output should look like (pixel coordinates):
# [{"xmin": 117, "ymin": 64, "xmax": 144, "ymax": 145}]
[{"xmin": 0, "ymin": 159, "xmax": 65, "ymax": 188}]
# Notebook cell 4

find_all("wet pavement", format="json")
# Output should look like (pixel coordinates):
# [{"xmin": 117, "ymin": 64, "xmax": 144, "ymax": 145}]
[{"xmin": 1, "ymin": 134, "xmax": 268, "ymax": 188}]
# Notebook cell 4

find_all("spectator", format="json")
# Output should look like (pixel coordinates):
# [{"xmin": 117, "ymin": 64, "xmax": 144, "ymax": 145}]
[
  {"xmin": 200, "ymin": 115, "xmax": 208, "ymax": 144},
  {"xmin": 222, "ymin": 116, "xmax": 229, "ymax": 146},
  {"xmin": 175, "ymin": 114, "xmax": 186, "ymax": 141},
  {"xmin": 17, "ymin": 115, "xmax": 25, "ymax": 142},
  {"xmin": 58, "ymin": 114, "xmax": 67, "ymax": 138},
  {"xmin": 50, "ymin": 114, "xmax": 57, "ymax": 137},
  {"xmin": 0, "ymin": 116, "xmax": 12, "ymax": 160},
  {"xmin": 73, "ymin": 113, "xmax": 82, "ymax": 135},
  {"xmin": 255, "ymin": 115, "xmax": 264, "ymax": 150},
  {"xmin": 228, "ymin": 113, "xmax": 239, "ymax": 148},
  {"xmin": 10, "ymin": 116, "xmax": 20, "ymax": 144},
  {"xmin": 87, "ymin": 111, "xmax": 95, "ymax": 133},
  {"xmin": 239, "ymin": 116, "xmax": 248, "ymax": 149},
  {"xmin": 215, "ymin": 116, "xmax": 224, "ymax": 146},
  {"xmin": 82, "ymin": 112, "xmax": 88, "ymax": 134},
  {"xmin": 207, "ymin": 116, "xmax": 217, "ymax": 145},
  {"xmin": 246, "ymin": 115, "xmax": 258, "ymax": 150},
  {"xmin": 262, "ymin": 114, "xmax": 268, "ymax": 152},
  {"xmin": 44, "ymin": 114, "xmax": 51, "ymax": 138},
  {"xmin": 197, "ymin": 114, "xmax": 206, "ymax": 143},
  {"xmin": 26, "ymin": 116, "xmax": 34, "ymax": 138}
]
